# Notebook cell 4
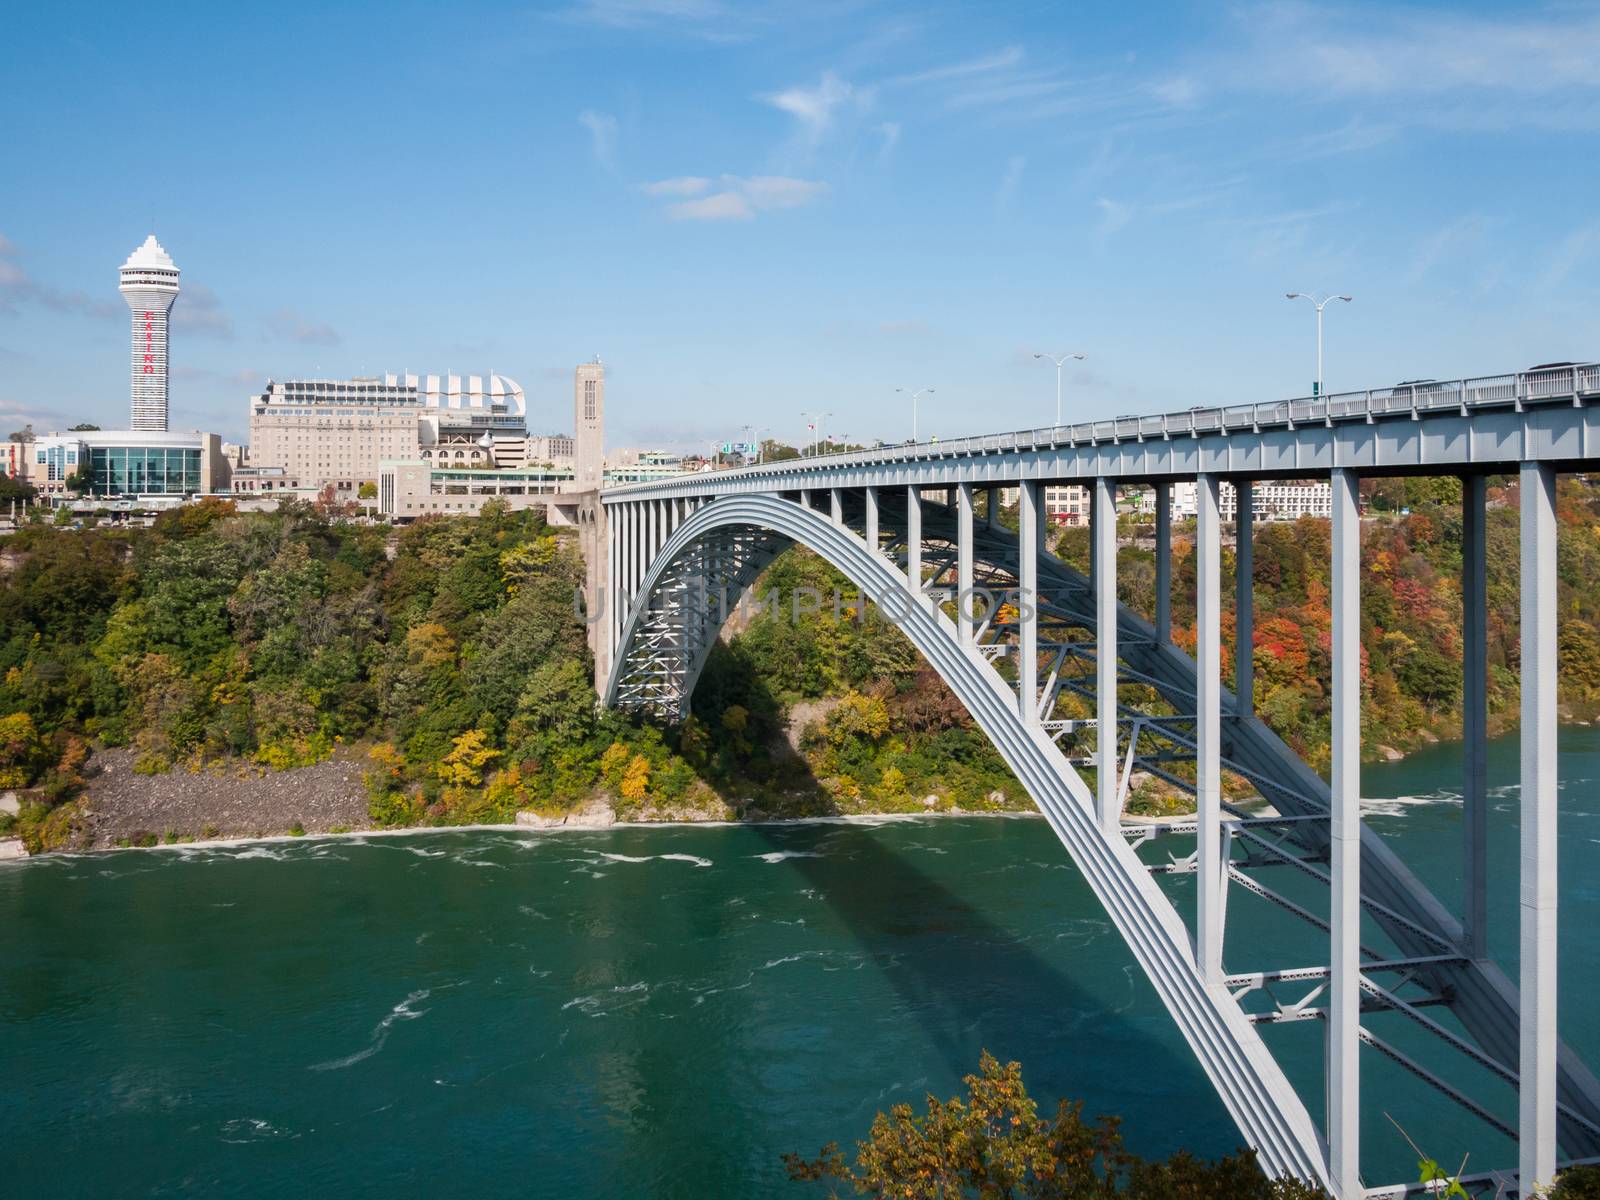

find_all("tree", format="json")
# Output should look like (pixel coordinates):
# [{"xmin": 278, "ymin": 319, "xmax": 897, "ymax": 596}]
[
  {"xmin": 68, "ymin": 423, "xmax": 101, "ymax": 432},
  {"xmin": 63, "ymin": 466, "xmax": 93, "ymax": 494},
  {"xmin": 435, "ymin": 728, "xmax": 500, "ymax": 786},
  {"xmin": 0, "ymin": 472, "xmax": 36, "ymax": 504},
  {"xmin": 7, "ymin": 424, "xmax": 35, "ymax": 443},
  {"xmin": 0, "ymin": 712, "xmax": 48, "ymax": 787},
  {"xmin": 357, "ymin": 481, "xmax": 377, "ymax": 500},
  {"xmin": 785, "ymin": 1052, "xmax": 1325, "ymax": 1199}
]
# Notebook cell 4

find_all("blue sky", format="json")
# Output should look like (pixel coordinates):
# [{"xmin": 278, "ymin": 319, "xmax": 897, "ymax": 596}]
[{"xmin": 2, "ymin": 1, "xmax": 1598, "ymax": 449}]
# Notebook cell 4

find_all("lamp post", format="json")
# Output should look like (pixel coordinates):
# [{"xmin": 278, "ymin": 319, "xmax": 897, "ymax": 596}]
[
  {"xmin": 896, "ymin": 388, "xmax": 935, "ymax": 441},
  {"xmin": 800, "ymin": 411, "xmax": 831, "ymax": 456},
  {"xmin": 1033, "ymin": 352, "xmax": 1086, "ymax": 426},
  {"xmin": 1285, "ymin": 292, "xmax": 1352, "ymax": 397}
]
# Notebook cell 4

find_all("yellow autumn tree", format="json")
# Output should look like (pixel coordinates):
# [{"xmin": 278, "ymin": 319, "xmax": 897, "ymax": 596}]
[
  {"xmin": 599, "ymin": 741, "xmax": 632, "ymax": 787},
  {"xmin": 435, "ymin": 729, "xmax": 501, "ymax": 787},
  {"xmin": 619, "ymin": 754, "xmax": 651, "ymax": 802}
]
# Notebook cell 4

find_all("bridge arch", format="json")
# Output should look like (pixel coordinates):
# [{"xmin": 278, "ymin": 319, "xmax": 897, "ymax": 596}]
[{"xmin": 604, "ymin": 493, "xmax": 1332, "ymax": 1188}]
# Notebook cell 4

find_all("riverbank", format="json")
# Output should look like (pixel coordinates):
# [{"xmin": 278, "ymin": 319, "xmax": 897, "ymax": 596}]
[
  {"xmin": 15, "ymin": 718, "xmax": 1560, "ymax": 858},
  {"xmin": 9, "ymin": 741, "xmax": 1036, "ymax": 856}
]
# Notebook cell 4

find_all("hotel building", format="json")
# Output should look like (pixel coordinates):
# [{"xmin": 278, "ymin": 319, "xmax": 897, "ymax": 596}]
[{"xmin": 248, "ymin": 372, "xmax": 527, "ymax": 492}]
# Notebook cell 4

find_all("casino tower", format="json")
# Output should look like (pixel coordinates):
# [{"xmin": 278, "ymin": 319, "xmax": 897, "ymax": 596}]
[{"xmin": 119, "ymin": 235, "xmax": 180, "ymax": 432}]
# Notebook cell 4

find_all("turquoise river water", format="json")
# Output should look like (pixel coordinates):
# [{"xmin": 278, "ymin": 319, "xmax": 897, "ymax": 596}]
[{"xmin": 2, "ymin": 730, "xmax": 1597, "ymax": 1197}]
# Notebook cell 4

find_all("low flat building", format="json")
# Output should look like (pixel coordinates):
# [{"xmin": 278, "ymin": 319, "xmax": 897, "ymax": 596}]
[
  {"xmin": 229, "ymin": 464, "xmax": 303, "ymax": 494},
  {"xmin": 28, "ymin": 429, "xmax": 227, "ymax": 497},
  {"xmin": 378, "ymin": 460, "xmax": 575, "ymax": 519}
]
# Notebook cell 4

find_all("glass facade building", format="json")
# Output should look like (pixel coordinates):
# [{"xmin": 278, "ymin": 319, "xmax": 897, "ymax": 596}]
[
  {"xmin": 31, "ymin": 431, "xmax": 219, "ymax": 498},
  {"xmin": 90, "ymin": 445, "xmax": 201, "ymax": 495}
]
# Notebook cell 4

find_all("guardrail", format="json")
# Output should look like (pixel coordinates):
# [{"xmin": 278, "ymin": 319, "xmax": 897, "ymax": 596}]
[{"xmin": 604, "ymin": 362, "xmax": 1600, "ymax": 494}]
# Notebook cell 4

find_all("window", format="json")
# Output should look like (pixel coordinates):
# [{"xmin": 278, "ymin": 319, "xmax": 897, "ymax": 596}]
[{"xmin": 583, "ymin": 379, "xmax": 596, "ymax": 421}]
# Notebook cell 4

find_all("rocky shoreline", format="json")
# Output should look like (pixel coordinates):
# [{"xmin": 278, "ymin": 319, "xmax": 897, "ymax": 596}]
[{"xmin": 72, "ymin": 746, "xmax": 372, "ymax": 849}]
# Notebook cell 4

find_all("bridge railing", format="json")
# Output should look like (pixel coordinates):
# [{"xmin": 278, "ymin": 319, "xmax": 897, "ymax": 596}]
[{"xmin": 600, "ymin": 362, "xmax": 1600, "ymax": 495}]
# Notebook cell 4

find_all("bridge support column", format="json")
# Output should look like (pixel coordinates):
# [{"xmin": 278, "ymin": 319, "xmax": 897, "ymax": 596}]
[
  {"xmin": 830, "ymin": 487, "xmax": 842, "ymax": 524},
  {"xmin": 1463, "ymin": 474, "xmax": 1487, "ymax": 958},
  {"xmin": 1330, "ymin": 467, "xmax": 1361, "ymax": 1200},
  {"xmin": 1196, "ymin": 474, "xmax": 1223, "ymax": 984},
  {"xmin": 1094, "ymin": 478, "xmax": 1118, "ymax": 830},
  {"xmin": 624, "ymin": 502, "xmax": 639, "ymax": 631},
  {"xmin": 1018, "ymin": 480, "xmax": 1039, "ymax": 725},
  {"xmin": 1236, "ymin": 481, "xmax": 1254, "ymax": 714},
  {"xmin": 800, "ymin": 488, "xmax": 810, "ymax": 510},
  {"xmin": 864, "ymin": 487, "xmax": 879, "ymax": 556},
  {"xmin": 1520, "ymin": 460, "xmax": 1559, "ymax": 1193},
  {"xmin": 906, "ymin": 486, "xmax": 923, "ymax": 602},
  {"xmin": 1155, "ymin": 481, "xmax": 1171, "ymax": 643},
  {"xmin": 957, "ymin": 482, "xmax": 975, "ymax": 645}
]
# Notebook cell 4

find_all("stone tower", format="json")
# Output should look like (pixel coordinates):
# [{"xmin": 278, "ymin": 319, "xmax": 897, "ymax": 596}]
[{"xmin": 574, "ymin": 358, "xmax": 605, "ymax": 490}]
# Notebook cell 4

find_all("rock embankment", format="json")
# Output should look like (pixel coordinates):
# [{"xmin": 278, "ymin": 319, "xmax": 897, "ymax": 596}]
[{"xmin": 79, "ymin": 747, "xmax": 371, "ymax": 848}]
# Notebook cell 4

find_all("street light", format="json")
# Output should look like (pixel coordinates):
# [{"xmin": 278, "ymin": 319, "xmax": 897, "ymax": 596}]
[
  {"xmin": 896, "ymin": 387, "xmax": 935, "ymax": 441},
  {"xmin": 800, "ymin": 410, "xmax": 832, "ymax": 456},
  {"xmin": 1033, "ymin": 352, "xmax": 1086, "ymax": 426},
  {"xmin": 1285, "ymin": 292, "xmax": 1352, "ymax": 397}
]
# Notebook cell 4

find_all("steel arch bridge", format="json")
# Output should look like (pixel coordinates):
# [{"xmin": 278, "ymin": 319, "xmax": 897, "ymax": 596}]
[{"xmin": 585, "ymin": 363, "xmax": 1600, "ymax": 1198}]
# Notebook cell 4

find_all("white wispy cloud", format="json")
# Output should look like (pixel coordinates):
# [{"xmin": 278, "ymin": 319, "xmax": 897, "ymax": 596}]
[
  {"xmin": 885, "ymin": 46, "xmax": 1023, "ymax": 88},
  {"xmin": 1095, "ymin": 197, "xmax": 1131, "ymax": 237},
  {"xmin": 764, "ymin": 71, "xmax": 865, "ymax": 144},
  {"xmin": 669, "ymin": 192, "xmax": 754, "ymax": 221},
  {"xmin": 641, "ymin": 176, "xmax": 711, "ymax": 196},
  {"xmin": 740, "ymin": 175, "xmax": 828, "ymax": 209},
  {"xmin": 559, "ymin": 0, "xmax": 741, "ymax": 39},
  {"xmin": 578, "ymin": 110, "xmax": 619, "ymax": 169},
  {"xmin": 876, "ymin": 121, "xmax": 901, "ymax": 161},
  {"xmin": 1149, "ymin": 76, "xmax": 1199, "ymax": 109},
  {"xmin": 1226, "ymin": 3, "xmax": 1600, "ymax": 101},
  {"xmin": 657, "ymin": 174, "xmax": 830, "ymax": 221}
]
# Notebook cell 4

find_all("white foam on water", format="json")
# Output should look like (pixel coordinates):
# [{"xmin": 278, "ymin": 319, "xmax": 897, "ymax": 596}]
[
  {"xmin": 561, "ymin": 981, "xmax": 650, "ymax": 1018},
  {"xmin": 1361, "ymin": 790, "xmax": 1461, "ymax": 818},
  {"xmin": 404, "ymin": 846, "xmax": 447, "ymax": 858},
  {"xmin": 594, "ymin": 851, "xmax": 713, "ymax": 868},
  {"xmin": 755, "ymin": 850, "xmax": 822, "ymax": 864},
  {"xmin": 219, "ymin": 1117, "xmax": 299, "ymax": 1144},
  {"xmin": 310, "ymin": 988, "xmax": 433, "ymax": 1071}
]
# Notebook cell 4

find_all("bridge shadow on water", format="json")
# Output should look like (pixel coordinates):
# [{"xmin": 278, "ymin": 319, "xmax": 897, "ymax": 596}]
[{"xmin": 685, "ymin": 642, "xmax": 1205, "ymax": 1115}]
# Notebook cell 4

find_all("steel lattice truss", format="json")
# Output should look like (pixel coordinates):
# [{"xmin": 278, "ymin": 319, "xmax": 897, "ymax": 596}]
[{"xmin": 603, "ymin": 489, "xmax": 1600, "ymax": 1198}]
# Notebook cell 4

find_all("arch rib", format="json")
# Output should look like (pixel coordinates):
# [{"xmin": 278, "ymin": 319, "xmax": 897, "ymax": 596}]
[{"xmin": 604, "ymin": 494, "xmax": 1333, "ymax": 1190}]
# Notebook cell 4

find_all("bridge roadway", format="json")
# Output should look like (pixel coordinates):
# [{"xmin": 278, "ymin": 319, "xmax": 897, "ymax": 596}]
[{"xmin": 586, "ymin": 362, "xmax": 1600, "ymax": 1198}]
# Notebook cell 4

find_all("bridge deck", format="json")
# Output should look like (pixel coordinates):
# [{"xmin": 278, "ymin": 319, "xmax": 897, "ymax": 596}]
[{"xmin": 601, "ymin": 362, "xmax": 1600, "ymax": 502}]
